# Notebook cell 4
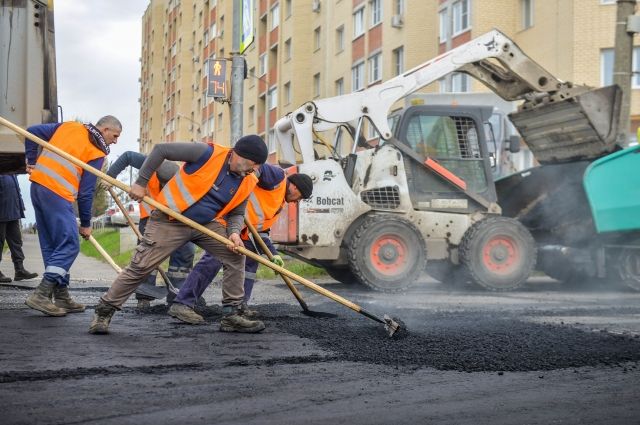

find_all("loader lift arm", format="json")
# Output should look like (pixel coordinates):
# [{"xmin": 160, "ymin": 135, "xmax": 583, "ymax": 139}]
[{"xmin": 275, "ymin": 29, "xmax": 620, "ymax": 166}]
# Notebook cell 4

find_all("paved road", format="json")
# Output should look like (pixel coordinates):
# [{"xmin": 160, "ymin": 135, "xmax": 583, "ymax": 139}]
[{"xmin": 1, "ymin": 234, "xmax": 640, "ymax": 424}]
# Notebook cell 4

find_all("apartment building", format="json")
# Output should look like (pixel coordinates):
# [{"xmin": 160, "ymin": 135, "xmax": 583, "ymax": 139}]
[{"xmin": 139, "ymin": 0, "xmax": 639, "ymax": 153}]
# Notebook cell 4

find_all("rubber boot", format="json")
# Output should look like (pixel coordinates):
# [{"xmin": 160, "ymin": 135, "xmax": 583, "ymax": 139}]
[
  {"xmin": 53, "ymin": 286, "xmax": 86, "ymax": 313},
  {"xmin": 0, "ymin": 271, "xmax": 11, "ymax": 283},
  {"xmin": 25, "ymin": 278, "xmax": 67, "ymax": 316},
  {"xmin": 89, "ymin": 302, "xmax": 117, "ymax": 334},
  {"xmin": 219, "ymin": 305, "xmax": 265, "ymax": 333},
  {"xmin": 14, "ymin": 263, "xmax": 38, "ymax": 281}
]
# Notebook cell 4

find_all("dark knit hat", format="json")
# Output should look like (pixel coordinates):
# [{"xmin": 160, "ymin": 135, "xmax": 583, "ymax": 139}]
[
  {"xmin": 287, "ymin": 173, "xmax": 313, "ymax": 199},
  {"xmin": 233, "ymin": 134, "xmax": 268, "ymax": 164}
]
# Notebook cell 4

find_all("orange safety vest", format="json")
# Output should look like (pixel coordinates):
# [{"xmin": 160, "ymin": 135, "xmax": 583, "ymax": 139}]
[
  {"xmin": 139, "ymin": 173, "xmax": 161, "ymax": 220},
  {"xmin": 30, "ymin": 122, "xmax": 106, "ymax": 202},
  {"xmin": 156, "ymin": 144, "xmax": 258, "ymax": 222},
  {"xmin": 245, "ymin": 177, "xmax": 287, "ymax": 233}
]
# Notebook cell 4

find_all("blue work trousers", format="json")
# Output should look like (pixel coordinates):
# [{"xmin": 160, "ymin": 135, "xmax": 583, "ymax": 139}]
[
  {"xmin": 174, "ymin": 239, "xmax": 259, "ymax": 307},
  {"xmin": 31, "ymin": 183, "xmax": 79, "ymax": 286}
]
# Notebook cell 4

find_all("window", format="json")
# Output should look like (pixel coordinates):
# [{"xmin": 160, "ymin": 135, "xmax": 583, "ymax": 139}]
[
  {"xmin": 286, "ymin": 0, "xmax": 292, "ymax": 17},
  {"xmin": 371, "ymin": 0, "xmax": 382, "ymax": 26},
  {"xmin": 210, "ymin": 23, "xmax": 217, "ymax": 38},
  {"xmin": 521, "ymin": 0, "xmax": 533, "ymax": 29},
  {"xmin": 439, "ymin": 10, "xmax": 448, "ymax": 42},
  {"xmin": 353, "ymin": 7, "xmax": 365, "ymax": 38},
  {"xmin": 284, "ymin": 81, "xmax": 291, "ymax": 104},
  {"xmin": 208, "ymin": 116, "xmax": 215, "ymax": 136},
  {"xmin": 437, "ymin": 73, "xmax": 470, "ymax": 93},
  {"xmin": 393, "ymin": 46, "xmax": 404, "ymax": 76},
  {"xmin": 336, "ymin": 26, "xmax": 344, "ymax": 52},
  {"xmin": 267, "ymin": 86, "xmax": 278, "ymax": 109},
  {"xmin": 352, "ymin": 62, "xmax": 365, "ymax": 91},
  {"xmin": 452, "ymin": 73, "xmax": 470, "ymax": 92},
  {"xmin": 217, "ymin": 113, "xmax": 223, "ymax": 131},
  {"xmin": 395, "ymin": 0, "xmax": 405, "ymax": 15},
  {"xmin": 452, "ymin": 0, "xmax": 469, "ymax": 35},
  {"xmin": 601, "ymin": 47, "xmax": 640, "ymax": 87},
  {"xmin": 601, "ymin": 49, "xmax": 614, "ymax": 87},
  {"xmin": 285, "ymin": 38, "xmax": 292, "ymax": 60},
  {"xmin": 271, "ymin": 4, "xmax": 280, "ymax": 30},
  {"xmin": 314, "ymin": 27, "xmax": 321, "ymax": 51},
  {"xmin": 314, "ymin": 73, "xmax": 321, "ymax": 97},
  {"xmin": 259, "ymin": 53, "xmax": 267, "ymax": 76},
  {"xmin": 369, "ymin": 53, "xmax": 382, "ymax": 84},
  {"xmin": 335, "ymin": 78, "xmax": 344, "ymax": 96}
]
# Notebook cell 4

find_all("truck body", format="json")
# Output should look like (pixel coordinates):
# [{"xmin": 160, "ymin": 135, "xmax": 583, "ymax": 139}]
[
  {"xmin": 0, "ymin": 0, "xmax": 58, "ymax": 174},
  {"xmin": 270, "ymin": 29, "xmax": 623, "ymax": 292}
]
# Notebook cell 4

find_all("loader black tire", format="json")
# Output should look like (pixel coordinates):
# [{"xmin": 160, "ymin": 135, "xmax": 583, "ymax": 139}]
[
  {"xmin": 348, "ymin": 214, "xmax": 426, "ymax": 293},
  {"xmin": 459, "ymin": 217, "xmax": 536, "ymax": 291}
]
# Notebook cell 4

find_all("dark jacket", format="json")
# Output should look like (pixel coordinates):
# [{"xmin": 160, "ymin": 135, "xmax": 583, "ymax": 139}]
[{"xmin": 0, "ymin": 175, "xmax": 25, "ymax": 222}]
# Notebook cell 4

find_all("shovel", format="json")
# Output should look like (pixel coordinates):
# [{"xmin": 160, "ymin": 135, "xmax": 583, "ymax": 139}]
[
  {"xmin": 0, "ymin": 116, "xmax": 402, "ymax": 337},
  {"xmin": 107, "ymin": 187, "xmax": 178, "ymax": 297},
  {"xmin": 244, "ymin": 219, "xmax": 336, "ymax": 318},
  {"xmin": 87, "ymin": 235, "xmax": 121, "ymax": 273}
]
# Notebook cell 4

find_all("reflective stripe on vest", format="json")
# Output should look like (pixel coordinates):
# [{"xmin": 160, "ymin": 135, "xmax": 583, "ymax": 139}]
[
  {"xmin": 246, "ymin": 178, "xmax": 287, "ymax": 232},
  {"xmin": 156, "ymin": 144, "xmax": 258, "ymax": 219},
  {"xmin": 30, "ymin": 122, "xmax": 105, "ymax": 201}
]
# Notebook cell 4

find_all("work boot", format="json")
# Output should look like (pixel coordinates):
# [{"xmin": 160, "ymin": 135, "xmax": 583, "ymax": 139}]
[
  {"xmin": 89, "ymin": 302, "xmax": 117, "ymax": 334},
  {"xmin": 239, "ymin": 302, "xmax": 259, "ymax": 319},
  {"xmin": 220, "ymin": 306, "xmax": 265, "ymax": 333},
  {"xmin": 53, "ymin": 286, "xmax": 86, "ymax": 313},
  {"xmin": 25, "ymin": 279, "xmax": 67, "ymax": 316},
  {"xmin": 14, "ymin": 264, "xmax": 38, "ymax": 281},
  {"xmin": 0, "ymin": 271, "xmax": 11, "ymax": 283},
  {"xmin": 168, "ymin": 303, "xmax": 204, "ymax": 325}
]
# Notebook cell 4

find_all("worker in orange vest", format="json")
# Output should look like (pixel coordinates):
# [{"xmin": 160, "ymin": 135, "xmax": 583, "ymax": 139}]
[
  {"xmin": 168, "ymin": 164, "xmax": 313, "ymax": 324},
  {"xmin": 24, "ymin": 116, "xmax": 122, "ymax": 317},
  {"xmin": 104, "ymin": 151, "xmax": 197, "ymax": 308},
  {"xmin": 90, "ymin": 135, "xmax": 269, "ymax": 334}
]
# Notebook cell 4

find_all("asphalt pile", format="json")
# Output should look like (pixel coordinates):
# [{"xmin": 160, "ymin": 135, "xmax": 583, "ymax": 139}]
[
  {"xmin": 257, "ymin": 304, "xmax": 640, "ymax": 372},
  {"xmin": 140, "ymin": 302, "xmax": 640, "ymax": 372}
]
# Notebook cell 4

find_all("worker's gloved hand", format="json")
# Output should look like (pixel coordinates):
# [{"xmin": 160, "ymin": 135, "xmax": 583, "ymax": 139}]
[{"xmin": 271, "ymin": 255, "xmax": 284, "ymax": 267}]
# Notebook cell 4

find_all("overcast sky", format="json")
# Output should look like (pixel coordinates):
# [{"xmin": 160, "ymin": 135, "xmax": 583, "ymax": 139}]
[{"xmin": 19, "ymin": 0, "xmax": 149, "ymax": 224}]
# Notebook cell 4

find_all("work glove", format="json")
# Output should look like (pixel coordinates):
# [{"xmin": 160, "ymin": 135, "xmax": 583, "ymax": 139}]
[{"xmin": 271, "ymin": 255, "xmax": 284, "ymax": 267}]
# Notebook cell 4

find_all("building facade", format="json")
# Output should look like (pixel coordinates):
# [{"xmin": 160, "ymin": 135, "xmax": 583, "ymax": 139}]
[{"xmin": 139, "ymin": 0, "xmax": 639, "ymax": 153}]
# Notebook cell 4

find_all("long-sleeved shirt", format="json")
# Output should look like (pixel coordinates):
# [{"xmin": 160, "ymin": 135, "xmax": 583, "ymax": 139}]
[
  {"xmin": 136, "ymin": 142, "xmax": 247, "ymax": 235},
  {"xmin": 26, "ymin": 123, "xmax": 104, "ymax": 227},
  {"xmin": 107, "ymin": 151, "xmax": 178, "ymax": 187}
]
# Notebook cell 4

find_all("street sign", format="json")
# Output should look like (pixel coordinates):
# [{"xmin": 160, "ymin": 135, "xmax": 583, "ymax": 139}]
[
  {"xmin": 207, "ymin": 59, "xmax": 227, "ymax": 98},
  {"xmin": 240, "ymin": 0, "xmax": 254, "ymax": 54}
]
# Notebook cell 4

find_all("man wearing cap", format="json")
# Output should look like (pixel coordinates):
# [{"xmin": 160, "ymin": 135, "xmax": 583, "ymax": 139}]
[
  {"xmin": 168, "ymin": 164, "xmax": 313, "ymax": 324},
  {"xmin": 89, "ymin": 135, "xmax": 269, "ymax": 334}
]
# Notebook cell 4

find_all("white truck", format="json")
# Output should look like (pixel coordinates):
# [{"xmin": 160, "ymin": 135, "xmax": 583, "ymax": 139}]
[
  {"xmin": 0, "ymin": 0, "xmax": 58, "ymax": 174},
  {"xmin": 270, "ymin": 29, "xmax": 621, "ymax": 293}
]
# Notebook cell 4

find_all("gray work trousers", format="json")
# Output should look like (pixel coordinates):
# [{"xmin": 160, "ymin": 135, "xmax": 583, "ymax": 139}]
[{"xmin": 101, "ymin": 211, "xmax": 245, "ymax": 309}]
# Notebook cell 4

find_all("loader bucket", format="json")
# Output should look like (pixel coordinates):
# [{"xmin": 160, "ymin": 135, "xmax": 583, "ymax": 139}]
[{"xmin": 508, "ymin": 85, "xmax": 622, "ymax": 164}]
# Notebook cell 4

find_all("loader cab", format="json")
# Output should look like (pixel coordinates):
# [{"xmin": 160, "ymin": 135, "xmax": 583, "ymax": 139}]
[{"xmin": 391, "ymin": 105, "xmax": 498, "ymax": 212}]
